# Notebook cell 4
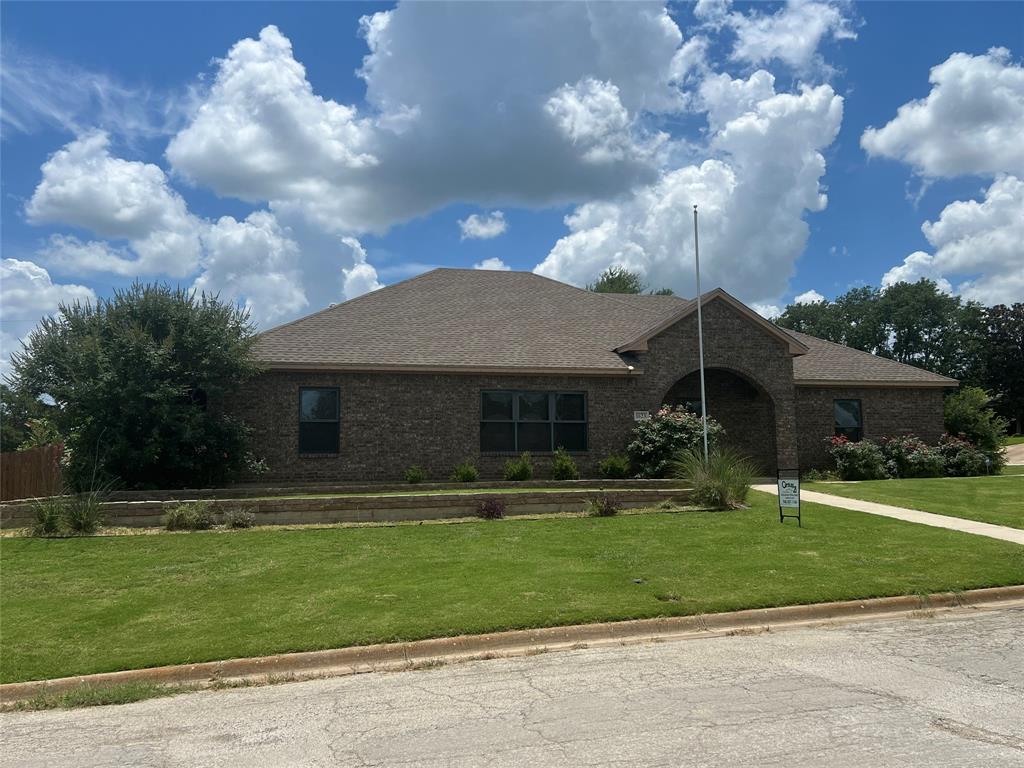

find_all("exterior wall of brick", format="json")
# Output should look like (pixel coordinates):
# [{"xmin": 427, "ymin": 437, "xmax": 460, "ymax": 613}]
[
  {"xmin": 233, "ymin": 297, "xmax": 942, "ymax": 482},
  {"xmin": 795, "ymin": 386, "xmax": 947, "ymax": 468}
]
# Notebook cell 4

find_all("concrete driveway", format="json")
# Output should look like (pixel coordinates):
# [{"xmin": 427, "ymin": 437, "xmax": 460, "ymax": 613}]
[
  {"xmin": 2, "ymin": 603, "xmax": 1022, "ymax": 767},
  {"xmin": 1005, "ymin": 442, "xmax": 1024, "ymax": 465}
]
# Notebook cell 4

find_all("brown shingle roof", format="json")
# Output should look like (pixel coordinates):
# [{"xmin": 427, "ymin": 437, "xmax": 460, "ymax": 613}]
[
  {"xmin": 256, "ymin": 268, "xmax": 956, "ymax": 386},
  {"xmin": 787, "ymin": 330, "xmax": 957, "ymax": 386}
]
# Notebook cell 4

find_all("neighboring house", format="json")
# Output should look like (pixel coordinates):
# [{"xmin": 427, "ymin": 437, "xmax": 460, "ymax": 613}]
[{"xmin": 237, "ymin": 268, "xmax": 956, "ymax": 480}]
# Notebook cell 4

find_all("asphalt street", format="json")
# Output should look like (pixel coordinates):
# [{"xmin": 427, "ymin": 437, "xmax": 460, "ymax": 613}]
[{"xmin": 2, "ymin": 603, "xmax": 1022, "ymax": 767}]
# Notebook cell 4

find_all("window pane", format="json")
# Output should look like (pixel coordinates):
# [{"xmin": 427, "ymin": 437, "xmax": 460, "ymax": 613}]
[
  {"xmin": 555, "ymin": 393, "xmax": 585, "ymax": 421},
  {"xmin": 300, "ymin": 389, "xmax": 338, "ymax": 422},
  {"xmin": 554, "ymin": 423, "xmax": 587, "ymax": 451},
  {"xmin": 833, "ymin": 400, "xmax": 862, "ymax": 429},
  {"xmin": 481, "ymin": 391, "xmax": 513, "ymax": 421},
  {"xmin": 517, "ymin": 422, "xmax": 552, "ymax": 451},
  {"xmin": 299, "ymin": 422, "xmax": 339, "ymax": 453},
  {"xmin": 481, "ymin": 422, "xmax": 515, "ymax": 452},
  {"xmin": 518, "ymin": 392, "xmax": 549, "ymax": 421}
]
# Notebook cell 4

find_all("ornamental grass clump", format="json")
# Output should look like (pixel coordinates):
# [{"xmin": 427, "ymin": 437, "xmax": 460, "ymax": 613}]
[
  {"xmin": 550, "ymin": 447, "xmax": 579, "ymax": 480},
  {"xmin": 586, "ymin": 493, "xmax": 621, "ymax": 517},
  {"xmin": 672, "ymin": 447, "xmax": 756, "ymax": 510},
  {"xmin": 30, "ymin": 496, "xmax": 65, "ymax": 537},
  {"xmin": 404, "ymin": 465, "xmax": 427, "ymax": 484},
  {"xmin": 476, "ymin": 497, "xmax": 506, "ymax": 520}
]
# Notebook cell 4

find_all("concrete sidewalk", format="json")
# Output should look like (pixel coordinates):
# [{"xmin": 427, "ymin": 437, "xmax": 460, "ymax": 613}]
[
  {"xmin": 753, "ymin": 484, "xmax": 1024, "ymax": 545},
  {"xmin": 1005, "ymin": 443, "xmax": 1024, "ymax": 465}
]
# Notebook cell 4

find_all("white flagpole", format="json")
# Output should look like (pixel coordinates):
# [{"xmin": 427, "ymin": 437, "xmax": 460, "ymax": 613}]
[{"xmin": 693, "ymin": 205, "xmax": 709, "ymax": 462}]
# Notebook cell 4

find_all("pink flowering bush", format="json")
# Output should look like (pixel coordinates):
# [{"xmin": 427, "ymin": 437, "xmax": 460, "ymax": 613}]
[
  {"xmin": 879, "ymin": 435, "xmax": 944, "ymax": 478},
  {"xmin": 825, "ymin": 435, "xmax": 889, "ymax": 480},
  {"xmin": 627, "ymin": 405, "xmax": 725, "ymax": 478}
]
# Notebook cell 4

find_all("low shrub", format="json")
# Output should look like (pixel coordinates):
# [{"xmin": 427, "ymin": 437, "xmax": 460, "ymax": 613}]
[
  {"xmin": 476, "ymin": 497, "xmax": 506, "ymax": 520},
  {"xmin": 627, "ymin": 405, "xmax": 725, "ymax": 478},
  {"xmin": 598, "ymin": 454, "xmax": 631, "ymax": 479},
  {"xmin": 503, "ymin": 452, "xmax": 533, "ymax": 481},
  {"xmin": 31, "ymin": 497, "xmax": 65, "ymax": 537},
  {"xmin": 944, "ymin": 386, "xmax": 1009, "ymax": 456},
  {"xmin": 938, "ymin": 434, "xmax": 994, "ymax": 476},
  {"xmin": 165, "ymin": 501, "xmax": 216, "ymax": 531},
  {"xmin": 880, "ymin": 435, "xmax": 944, "ymax": 478},
  {"xmin": 825, "ymin": 436, "xmax": 889, "ymax": 481},
  {"xmin": 450, "ymin": 461, "xmax": 480, "ymax": 483},
  {"xmin": 224, "ymin": 508, "xmax": 256, "ymax": 529},
  {"xmin": 673, "ymin": 447, "xmax": 756, "ymax": 510},
  {"xmin": 405, "ymin": 465, "xmax": 427, "ymax": 484},
  {"xmin": 586, "ymin": 493, "xmax": 620, "ymax": 517},
  {"xmin": 63, "ymin": 492, "xmax": 106, "ymax": 535},
  {"xmin": 550, "ymin": 447, "xmax": 579, "ymax": 480}
]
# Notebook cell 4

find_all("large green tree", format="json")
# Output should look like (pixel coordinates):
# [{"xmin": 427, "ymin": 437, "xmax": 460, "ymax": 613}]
[
  {"xmin": 587, "ymin": 266, "xmax": 673, "ymax": 295},
  {"xmin": 10, "ymin": 283, "xmax": 260, "ymax": 489},
  {"xmin": 0, "ymin": 384, "xmax": 54, "ymax": 452},
  {"xmin": 983, "ymin": 303, "xmax": 1024, "ymax": 434}
]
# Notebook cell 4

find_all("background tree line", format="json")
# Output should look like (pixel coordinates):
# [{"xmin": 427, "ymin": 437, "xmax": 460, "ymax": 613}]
[{"xmin": 773, "ymin": 279, "xmax": 1023, "ymax": 434}]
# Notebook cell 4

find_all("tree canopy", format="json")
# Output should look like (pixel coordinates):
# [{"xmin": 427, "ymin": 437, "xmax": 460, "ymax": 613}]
[
  {"xmin": 774, "ymin": 279, "xmax": 1023, "ymax": 433},
  {"xmin": 587, "ymin": 266, "xmax": 673, "ymax": 296},
  {"xmin": 8, "ymin": 283, "xmax": 261, "ymax": 489}
]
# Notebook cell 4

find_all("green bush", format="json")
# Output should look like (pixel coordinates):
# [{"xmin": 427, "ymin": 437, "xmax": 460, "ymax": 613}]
[
  {"xmin": 627, "ymin": 406, "xmax": 725, "ymax": 478},
  {"xmin": 825, "ymin": 436, "xmax": 889, "ymax": 480},
  {"xmin": 224, "ymin": 508, "xmax": 256, "ymax": 529},
  {"xmin": 598, "ymin": 454, "xmax": 630, "ymax": 479},
  {"xmin": 944, "ymin": 387, "xmax": 1009, "ymax": 458},
  {"xmin": 938, "ymin": 434, "xmax": 995, "ymax": 476},
  {"xmin": 165, "ymin": 501, "xmax": 216, "ymax": 531},
  {"xmin": 586, "ymin": 493, "xmax": 620, "ymax": 517},
  {"xmin": 63, "ymin": 491, "xmax": 106, "ymax": 535},
  {"xmin": 450, "ymin": 461, "xmax": 480, "ymax": 483},
  {"xmin": 502, "ymin": 452, "xmax": 533, "ymax": 481},
  {"xmin": 476, "ymin": 497, "xmax": 506, "ymax": 519},
  {"xmin": 673, "ymin": 448, "xmax": 756, "ymax": 510},
  {"xmin": 801, "ymin": 468, "xmax": 838, "ymax": 482},
  {"xmin": 550, "ymin": 447, "xmax": 579, "ymax": 480},
  {"xmin": 30, "ymin": 497, "xmax": 65, "ymax": 537},
  {"xmin": 404, "ymin": 465, "xmax": 427, "ymax": 484},
  {"xmin": 880, "ymin": 435, "xmax": 944, "ymax": 478}
]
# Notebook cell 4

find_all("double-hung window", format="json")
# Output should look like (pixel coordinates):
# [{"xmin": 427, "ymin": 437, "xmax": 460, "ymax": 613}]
[
  {"xmin": 299, "ymin": 388, "xmax": 340, "ymax": 454},
  {"xmin": 480, "ymin": 391, "xmax": 587, "ymax": 452},
  {"xmin": 833, "ymin": 399, "xmax": 863, "ymax": 442}
]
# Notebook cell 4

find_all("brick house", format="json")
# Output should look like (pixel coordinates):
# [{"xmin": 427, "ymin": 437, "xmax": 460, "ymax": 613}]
[{"xmin": 236, "ymin": 268, "xmax": 956, "ymax": 480}]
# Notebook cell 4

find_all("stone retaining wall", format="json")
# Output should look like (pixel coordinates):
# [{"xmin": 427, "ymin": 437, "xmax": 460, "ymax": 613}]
[{"xmin": 0, "ymin": 488, "xmax": 691, "ymax": 529}]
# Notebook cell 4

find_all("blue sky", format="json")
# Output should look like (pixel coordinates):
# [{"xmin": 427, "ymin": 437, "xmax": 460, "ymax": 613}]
[{"xmin": 2, "ymin": 1, "xmax": 1022, "ymax": 371}]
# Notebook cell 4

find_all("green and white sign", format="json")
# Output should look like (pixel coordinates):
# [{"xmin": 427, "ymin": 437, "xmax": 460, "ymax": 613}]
[{"xmin": 778, "ymin": 477, "xmax": 800, "ymax": 508}]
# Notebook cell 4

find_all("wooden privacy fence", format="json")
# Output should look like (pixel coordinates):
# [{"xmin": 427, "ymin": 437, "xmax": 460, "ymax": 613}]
[{"xmin": 0, "ymin": 444, "xmax": 63, "ymax": 501}]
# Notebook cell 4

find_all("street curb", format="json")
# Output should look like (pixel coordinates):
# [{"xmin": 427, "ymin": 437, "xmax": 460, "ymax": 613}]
[{"xmin": 3, "ymin": 584, "xmax": 1022, "ymax": 705}]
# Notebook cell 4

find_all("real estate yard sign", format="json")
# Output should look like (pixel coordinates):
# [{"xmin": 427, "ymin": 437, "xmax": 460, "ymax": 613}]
[{"xmin": 777, "ymin": 470, "xmax": 801, "ymax": 527}]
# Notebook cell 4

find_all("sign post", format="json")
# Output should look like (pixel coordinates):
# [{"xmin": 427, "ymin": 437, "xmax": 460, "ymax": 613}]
[{"xmin": 777, "ymin": 469, "xmax": 801, "ymax": 526}]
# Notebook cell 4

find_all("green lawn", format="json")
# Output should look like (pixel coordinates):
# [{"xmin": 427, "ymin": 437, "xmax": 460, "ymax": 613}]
[
  {"xmin": 1003, "ymin": 436, "xmax": 1024, "ymax": 446},
  {"xmin": 2, "ymin": 491, "xmax": 1022, "ymax": 684},
  {"xmin": 806, "ymin": 475, "xmax": 1024, "ymax": 529},
  {"xmin": 1001, "ymin": 465, "xmax": 1024, "ymax": 476}
]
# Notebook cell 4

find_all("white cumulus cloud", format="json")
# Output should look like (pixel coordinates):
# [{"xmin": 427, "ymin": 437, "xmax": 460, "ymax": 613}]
[
  {"xmin": 727, "ymin": 0, "xmax": 856, "ymax": 72},
  {"xmin": 459, "ymin": 212, "xmax": 508, "ymax": 241},
  {"xmin": 534, "ymin": 72, "xmax": 844, "ymax": 307},
  {"xmin": 0, "ymin": 259, "xmax": 96, "ymax": 377},
  {"xmin": 794, "ymin": 289, "xmax": 826, "ymax": 303},
  {"xmin": 193, "ymin": 212, "xmax": 308, "ymax": 325},
  {"xmin": 861, "ymin": 48, "xmax": 1024, "ymax": 178},
  {"xmin": 340, "ymin": 237, "xmax": 384, "ymax": 301},
  {"xmin": 881, "ymin": 175, "xmax": 1024, "ymax": 305},
  {"xmin": 472, "ymin": 257, "xmax": 511, "ymax": 271},
  {"xmin": 26, "ymin": 131, "xmax": 202, "ymax": 277}
]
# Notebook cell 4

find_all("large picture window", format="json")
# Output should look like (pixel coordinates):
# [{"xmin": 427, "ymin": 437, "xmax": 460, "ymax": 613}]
[
  {"xmin": 833, "ymin": 399, "xmax": 862, "ymax": 442},
  {"xmin": 299, "ymin": 387, "xmax": 340, "ymax": 454},
  {"xmin": 480, "ymin": 391, "xmax": 587, "ymax": 452}
]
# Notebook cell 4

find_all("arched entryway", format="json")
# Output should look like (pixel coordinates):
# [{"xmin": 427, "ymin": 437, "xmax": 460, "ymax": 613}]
[{"xmin": 663, "ymin": 368, "xmax": 778, "ymax": 473}]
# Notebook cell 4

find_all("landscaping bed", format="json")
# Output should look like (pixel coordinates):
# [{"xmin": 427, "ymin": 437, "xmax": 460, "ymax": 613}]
[
  {"xmin": 805, "ymin": 475, "xmax": 1024, "ymax": 529},
  {"xmin": 0, "ymin": 486, "xmax": 689, "ymax": 529},
  {"xmin": 3, "ymin": 490, "xmax": 1021, "ymax": 684}
]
